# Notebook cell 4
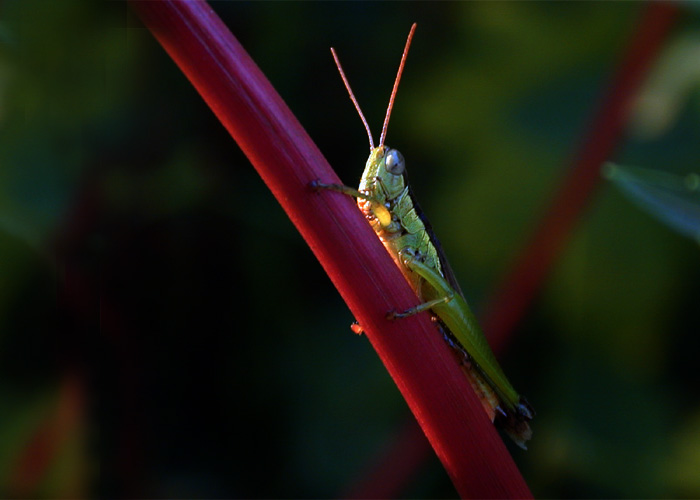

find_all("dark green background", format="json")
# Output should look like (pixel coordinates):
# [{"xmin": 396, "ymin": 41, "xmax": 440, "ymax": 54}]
[{"xmin": 1, "ymin": 1, "xmax": 700, "ymax": 497}]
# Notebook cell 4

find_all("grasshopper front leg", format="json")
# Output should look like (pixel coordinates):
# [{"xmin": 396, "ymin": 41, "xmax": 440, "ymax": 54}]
[{"xmin": 310, "ymin": 180, "xmax": 368, "ymax": 200}]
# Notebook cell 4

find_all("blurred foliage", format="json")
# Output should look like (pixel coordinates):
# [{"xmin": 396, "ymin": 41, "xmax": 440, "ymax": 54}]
[
  {"xmin": 1, "ymin": 0, "xmax": 700, "ymax": 498},
  {"xmin": 605, "ymin": 163, "xmax": 700, "ymax": 243}
]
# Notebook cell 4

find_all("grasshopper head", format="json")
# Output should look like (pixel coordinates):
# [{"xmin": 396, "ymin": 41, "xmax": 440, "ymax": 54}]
[{"xmin": 360, "ymin": 146, "xmax": 406, "ymax": 201}]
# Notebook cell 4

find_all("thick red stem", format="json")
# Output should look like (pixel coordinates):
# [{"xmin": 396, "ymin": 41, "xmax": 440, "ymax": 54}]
[{"xmin": 130, "ymin": 1, "xmax": 531, "ymax": 498}]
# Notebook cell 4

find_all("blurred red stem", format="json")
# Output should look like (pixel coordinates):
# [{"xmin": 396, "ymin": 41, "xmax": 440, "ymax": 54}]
[
  {"xmin": 484, "ymin": 1, "xmax": 680, "ymax": 352},
  {"xmin": 130, "ymin": 1, "xmax": 531, "ymax": 497},
  {"xmin": 8, "ymin": 374, "xmax": 84, "ymax": 497}
]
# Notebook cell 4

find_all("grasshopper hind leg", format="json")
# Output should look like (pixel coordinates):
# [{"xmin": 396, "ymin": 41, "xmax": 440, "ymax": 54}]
[
  {"xmin": 386, "ymin": 247, "xmax": 454, "ymax": 320},
  {"xmin": 386, "ymin": 294, "xmax": 452, "ymax": 320}
]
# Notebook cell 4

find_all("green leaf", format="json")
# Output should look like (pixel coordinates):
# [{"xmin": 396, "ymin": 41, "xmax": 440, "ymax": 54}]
[{"xmin": 604, "ymin": 163, "xmax": 700, "ymax": 244}]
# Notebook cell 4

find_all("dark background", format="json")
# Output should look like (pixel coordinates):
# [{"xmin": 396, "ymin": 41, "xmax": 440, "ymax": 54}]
[{"xmin": 1, "ymin": 1, "xmax": 700, "ymax": 497}]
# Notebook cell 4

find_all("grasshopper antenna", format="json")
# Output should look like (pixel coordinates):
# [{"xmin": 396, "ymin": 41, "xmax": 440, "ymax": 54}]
[
  {"xmin": 331, "ymin": 47, "xmax": 375, "ymax": 150},
  {"xmin": 379, "ymin": 23, "xmax": 416, "ymax": 148}
]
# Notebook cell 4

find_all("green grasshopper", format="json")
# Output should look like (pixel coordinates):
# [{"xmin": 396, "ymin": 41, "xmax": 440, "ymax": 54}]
[{"xmin": 314, "ymin": 24, "xmax": 533, "ymax": 448}]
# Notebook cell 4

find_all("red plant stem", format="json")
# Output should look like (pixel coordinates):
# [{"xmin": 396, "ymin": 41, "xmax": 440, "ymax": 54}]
[
  {"xmin": 484, "ymin": 1, "xmax": 680, "ymax": 353},
  {"xmin": 130, "ymin": 1, "xmax": 531, "ymax": 498},
  {"xmin": 343, "ymin": 2, "xmax": 680, "ymax": 497}
]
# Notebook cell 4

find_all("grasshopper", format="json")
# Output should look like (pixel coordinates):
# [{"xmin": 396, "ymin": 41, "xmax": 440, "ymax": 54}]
[{"xmin": 314, "ymin": 24, "xmax": 533, "ymax": 448}]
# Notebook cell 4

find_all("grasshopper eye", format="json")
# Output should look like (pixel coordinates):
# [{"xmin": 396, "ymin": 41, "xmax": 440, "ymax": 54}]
[{"xmin": 385, "ymin": 149, "xmax": 405, "ymax": 175}]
